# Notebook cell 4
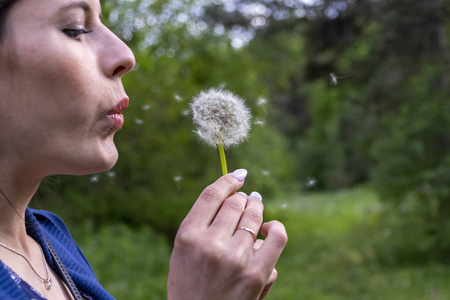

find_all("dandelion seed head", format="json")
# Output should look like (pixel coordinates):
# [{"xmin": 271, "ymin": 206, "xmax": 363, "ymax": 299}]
[{"xmin": 190, "ymin": 88, "xmax": 252, "ymax": 148}]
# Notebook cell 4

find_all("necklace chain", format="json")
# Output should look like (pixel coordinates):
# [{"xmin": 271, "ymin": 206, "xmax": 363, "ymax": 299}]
[{"xmin": 0, "ymin": 241, "xmax": 52, "ymax": 290}]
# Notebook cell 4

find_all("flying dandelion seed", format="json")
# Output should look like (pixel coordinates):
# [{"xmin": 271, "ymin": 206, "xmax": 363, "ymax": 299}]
[
  {"xmin": 281, "ymin": 203, "xmax": 287, "ymax": 209},
  {"xmin": 90, "ymin": 175, "xmax": 99, "ymax": 183},
  {"xmin": 254, "ymin": 119, "xmax": 266, "ymax": 127},
  {"xmin": 257, "ymin": 97, "xmax": 267, "ymax": 106},
  {"xmin": 329, "ymin": 72, "xmax": 351, "ymax": 85},
  {"xmin": 256, "ymin": 97, "xmax": 267, "ymax": 114},
  {"xmin": 190, "ymin": 88, "xmax": 252, "ymax": 175},
  {"xmin": 306, "ymin": 177, "xmax": 317, "ymax": 188},
  {"xmin": 174, "ymin": 94, "xmax": 182, "ymax": 102},
  {"xmin": 262, "ymin": 170, "xmax": 270, "ymax": 175},
  {"xmin": 106, "ymin": 171, "xmax": 116, "ymax": 178},
  {"xmin": 330, "ymin": 73, "xmax": 338, "ymax": 85},
  {"xmin": 135, "ymin": 118, "xmax": 144, "ymax": 125},
  {"xmin": 181, "ymin": 109, "xmax": 190, "ymax": 116},
  {"xmin": 218, "ymin": 83, "xmax": 226, "ymax": 89},
  {"xmin": 173, "ymin": 175, "xmax": 182, "ymax": 189},
  {"xmin": 142, "ymin": 104, "xmax": 151, "ymax": 110}
]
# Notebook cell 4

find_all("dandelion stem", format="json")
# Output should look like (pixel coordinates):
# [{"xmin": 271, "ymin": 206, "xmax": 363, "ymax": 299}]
[{"xmin": 218, "ymin": 142, "xmax": 228, "ymax": 175}]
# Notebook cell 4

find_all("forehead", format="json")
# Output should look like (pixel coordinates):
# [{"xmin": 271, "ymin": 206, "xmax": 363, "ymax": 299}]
[{"xmin": 8, "ymin": 0, "xmax": 101, "ymax": 22}]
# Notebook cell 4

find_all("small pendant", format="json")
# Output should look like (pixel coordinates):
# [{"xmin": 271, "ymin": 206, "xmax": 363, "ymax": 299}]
[{"xmin": 45, "ymin": 277, "xmax": 52, "ymax": 290}]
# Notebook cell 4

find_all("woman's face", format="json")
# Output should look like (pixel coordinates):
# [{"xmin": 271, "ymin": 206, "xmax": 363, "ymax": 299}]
[{"xmin": 0, "ymin": 0, "xmax": 135, "ymax": 177}]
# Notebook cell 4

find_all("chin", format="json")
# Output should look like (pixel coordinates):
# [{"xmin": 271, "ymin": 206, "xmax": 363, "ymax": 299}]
[
  {"xmin": 65, "ymin": 144, "xmax": 119, "ymax": 176},
  {"xmin": 89, "ymin": 149, "xmax": 119, "ymax": 174},
  {"xmin": 92, "ymin": 157, "xmax": 118, "ymax": 174}
]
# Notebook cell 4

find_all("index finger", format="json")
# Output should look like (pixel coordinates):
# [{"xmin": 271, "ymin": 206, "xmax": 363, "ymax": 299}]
[{"xmin": 183, "ymin": 169, "xmax": 247, "ymax": 228}]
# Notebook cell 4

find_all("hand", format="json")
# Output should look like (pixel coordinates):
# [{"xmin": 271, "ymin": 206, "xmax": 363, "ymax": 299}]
[{"xmin": 167, "ymin": 169, "xmax": 288, "ymax": 300}]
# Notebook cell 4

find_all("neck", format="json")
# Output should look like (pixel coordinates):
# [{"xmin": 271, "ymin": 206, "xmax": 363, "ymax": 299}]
[{"xmin": 0, "ymin": 164, "xmax": 42, "ymax": 254}]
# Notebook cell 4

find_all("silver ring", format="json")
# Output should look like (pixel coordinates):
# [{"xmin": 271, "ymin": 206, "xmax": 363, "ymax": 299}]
[{"xmin": 235, "ymin": 226, "xmax": 257, "ymax": 242}]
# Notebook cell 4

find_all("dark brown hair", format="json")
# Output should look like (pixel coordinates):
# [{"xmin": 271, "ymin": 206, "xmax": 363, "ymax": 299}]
[{"xmin": 0, "ymin": 0, "xmax": 20, "ymax": 41}]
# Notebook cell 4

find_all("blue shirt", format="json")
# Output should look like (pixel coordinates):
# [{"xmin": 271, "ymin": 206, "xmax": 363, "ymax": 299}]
[
  {"xmin": 2, "ymin": 263, "xmax": 46, "ymax": 300},
  {"xmin": 0, "ymin": 208, "xmax": 114, "ymax": 300}
]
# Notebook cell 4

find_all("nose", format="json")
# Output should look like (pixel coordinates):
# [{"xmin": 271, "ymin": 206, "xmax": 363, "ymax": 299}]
[{"xmin": 101, "ymin": 27, "xmax": 136, "ymax": 78}]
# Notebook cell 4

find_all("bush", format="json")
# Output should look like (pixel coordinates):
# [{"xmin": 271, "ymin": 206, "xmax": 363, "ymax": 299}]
[
  {"xmin": 70, "ymin": 222, "xmax": 171, "ymax": 300},
  {"xmin": 370, "ymin": 63, "xmax": 450, "ymax": 259}
]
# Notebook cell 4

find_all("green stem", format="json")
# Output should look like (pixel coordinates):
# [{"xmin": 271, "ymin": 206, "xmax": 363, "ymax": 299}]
[{"xmin": 218, "ymin": 142, "xmax": 228, "ymax": 175}]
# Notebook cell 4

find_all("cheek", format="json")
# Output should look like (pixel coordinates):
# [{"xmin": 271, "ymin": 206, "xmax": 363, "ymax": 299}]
[
  {"xmin": 13, "ymin": 49, "xmax": 102, "ymax": 125},
  {"xmin": 6, "ymin": 29, "xmax": 104, "ymax": 117}
]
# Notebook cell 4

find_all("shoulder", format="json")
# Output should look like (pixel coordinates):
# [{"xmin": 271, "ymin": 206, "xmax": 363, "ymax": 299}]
[
  {"xmin": 28, "ymin": 208, "xmax": 73, "ymax": 239},
  {"xmin": 26, "ymin": 208, "xmax": 85, "ymax": 268},
  {"xmin": 25, "ymin": 209, "xmax": 114, "ymax": 299}
]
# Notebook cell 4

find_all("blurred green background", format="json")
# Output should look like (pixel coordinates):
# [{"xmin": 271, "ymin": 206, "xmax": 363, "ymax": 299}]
[{"xmin": 31, "ymin": 0, "xmax": 450, "ymax": 298}]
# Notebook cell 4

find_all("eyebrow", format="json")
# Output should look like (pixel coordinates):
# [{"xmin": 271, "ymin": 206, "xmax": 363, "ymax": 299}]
[{"xmin": 58, "ymin": 1, "xmax": 103, "ymax": 19}]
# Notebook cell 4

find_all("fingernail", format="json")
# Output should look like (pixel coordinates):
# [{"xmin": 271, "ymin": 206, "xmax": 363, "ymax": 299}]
[
  {"xmin": 238, "ymin": 191, "xmax": 248, "ymax": 198},
  {"xmin": 249, "ymin": 191, "xmax": 262, "ymax": 201},
  {"xmin": 232, "ymin": 169, "xmax": 247, "ymax": 182}
]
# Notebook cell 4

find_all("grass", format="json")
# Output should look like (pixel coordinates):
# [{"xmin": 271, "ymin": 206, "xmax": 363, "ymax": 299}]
[
  {"xmin": 70, "ymin": 187, "xmax": 450, "ymax": 299},
  {"xmin": 264, "ymin": 187, "xmax": 450, "ymax": 300}
]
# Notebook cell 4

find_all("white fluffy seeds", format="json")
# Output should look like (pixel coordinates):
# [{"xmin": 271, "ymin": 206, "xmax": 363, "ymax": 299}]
[{"xmin": 190, "ymin": 88, "xmax": 252, "ymax": 148}]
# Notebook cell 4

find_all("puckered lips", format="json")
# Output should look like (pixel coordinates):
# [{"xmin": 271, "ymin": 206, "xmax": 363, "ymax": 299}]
[{"xmin": 107, "ymin": 97, "xmax": 129, "ymax": 131}]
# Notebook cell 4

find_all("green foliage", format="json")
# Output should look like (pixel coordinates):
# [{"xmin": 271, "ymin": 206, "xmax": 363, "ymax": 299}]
[
  {"xmin": 294, "ymin": 78, "xmax": 374, "ymax": 190},
  {"xmin": 264, "ymin": 187, "xmax": 450, "ymax": 299},
  {"xmin": 371, "ymin": 64, "xmax": 450, "ymax": 203},
  {"xmin": 250, "ymin": 0, "xmax": 450, "ymax": 257},
  {"xmin": 369, "ymin": 63, "xmax": 450, "ymax": 258},
  {"xmin": 71, "ymin": 222, "xmax": 170, "ymax": 299}
]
